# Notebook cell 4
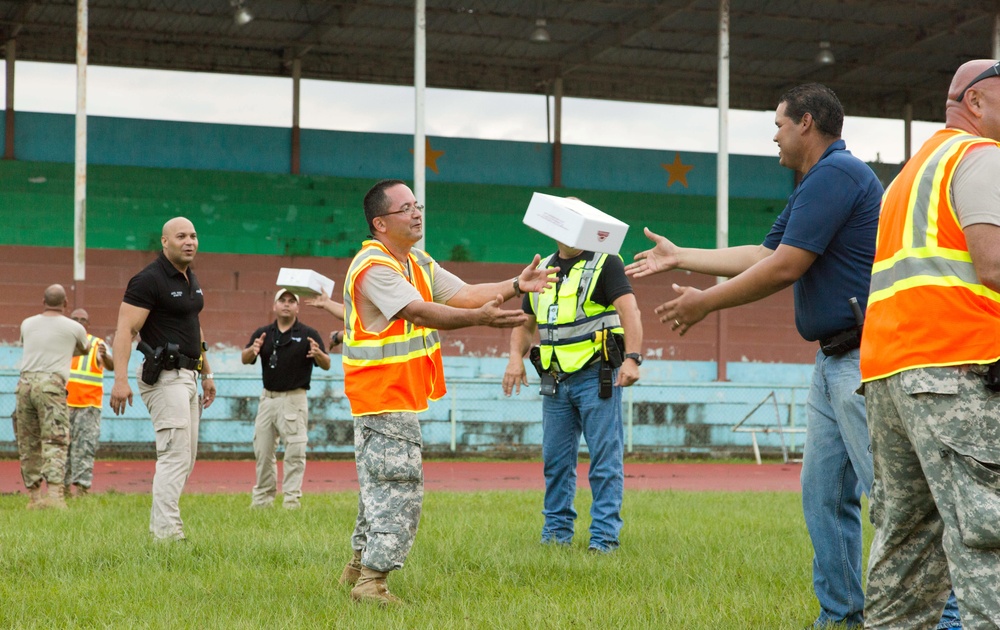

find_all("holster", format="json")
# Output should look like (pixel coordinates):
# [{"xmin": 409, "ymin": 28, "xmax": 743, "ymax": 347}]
[
  {"xmin": 985, "ymin": 360, "xmax": 1000, "ymax": 392},
  {"xmin": 528, "ymin": 346, "xmax": 546, "ymax": 377},
  {"xmin": 138, "ymin": 341, "xmax": 165, "ymax": 386}
]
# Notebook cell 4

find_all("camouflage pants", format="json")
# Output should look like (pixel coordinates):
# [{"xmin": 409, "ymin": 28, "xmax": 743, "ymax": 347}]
[
  {"xmin": 349, "ymin": 412, "xmax": 424, "ymax": 573},
  {"xmin": 865, "ymin": 367, "xmax": 1000, "ymax": 629},
  {"xmin": 65, "ymin": 406, "xmax": 102, "ymax": 488},
  {"xmin": 14, "ymin": 372, "xmax": 70, "ymax": 488}
]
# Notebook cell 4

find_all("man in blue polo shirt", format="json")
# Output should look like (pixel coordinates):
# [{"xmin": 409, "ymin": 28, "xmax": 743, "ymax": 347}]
[{"xmin": 626, "ymin": 84, "xmax": 961, "ymax": 629}]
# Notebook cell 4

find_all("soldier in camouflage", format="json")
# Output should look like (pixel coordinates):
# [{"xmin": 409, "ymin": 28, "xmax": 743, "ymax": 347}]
[
  {"xmin": 339, "ymin": 179, "xmax": 556, "ymax": 605},
  {"xmin": 64, "ymin": 309, "xmax": 114, "ymax": 496},
  {"xmin": 15, "ymin": 284, "xmax": 90, "ymax": 509},
  {"xmin": 859, "ymin": 59, "xmax": 1000, "ymax": 628}
]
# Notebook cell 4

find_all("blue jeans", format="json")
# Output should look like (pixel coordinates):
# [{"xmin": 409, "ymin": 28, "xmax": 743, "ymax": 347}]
[
  {"xmin": 540, "ymin": 362, "xmax": 624, "ymax": 552},
  {"xmin": 804, "ymin": 349, "xmax": 961, "ymax": 629}
]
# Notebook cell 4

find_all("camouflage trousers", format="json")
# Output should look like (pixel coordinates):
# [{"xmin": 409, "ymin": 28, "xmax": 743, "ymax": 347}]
[
  {"xmin": 865, "ymin": 366, "xmax": 1000, "ymax": 629},
  {"xmin": 349, "ymin": 412, "xmax": 424, "ymax": 573},
  {"xmin": 14, "ymin": 372, "xmax": 70, "ymax": 488},
  {"xmin": 65, "ymin": 406, "xmax": 102, "ymax": 489}
]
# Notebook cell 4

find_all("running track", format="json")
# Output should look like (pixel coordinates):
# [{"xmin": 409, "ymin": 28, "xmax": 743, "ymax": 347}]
[{"xmin": 0, "ymin": 460, "xmax": 802, "ymax": 494}]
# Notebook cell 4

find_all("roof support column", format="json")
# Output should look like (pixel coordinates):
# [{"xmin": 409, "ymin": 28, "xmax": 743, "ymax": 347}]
[
  {"xmin": 4, "ymin": 38, "xmax": 14, "ymax": 160},
  {"xmin": 993, "ymin": 14, "xmax": 1000, "ymax": 59},
  {"xmin": 552, "ymin": 77, "xmax": 563, "ymax": 188},
  {"xmin": 291, "ymin": 57, "xmax": 301, "ymax": 175},
  {"xmin": 715, "ymin": 0, "xmax": 730, "ymax": 382},
  {"xmin": 903, "ymin": 101, "xmax": 912, "ymax": 162},
  {"xmin": 74, "ymin": 0, "xmax": 88, "ymax": 299},
  {"xmin": 414, "ymin": 0, "xmax": 426, "ymax": 250}
]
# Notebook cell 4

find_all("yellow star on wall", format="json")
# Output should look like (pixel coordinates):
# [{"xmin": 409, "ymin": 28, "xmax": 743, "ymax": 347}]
[
  {"xmin": 409, "ymin": 138, "xmax": 446, "ymax": 174},
  {"xmin": 661, "ymin": 153, "xmax": 694, "ymax": 188}
]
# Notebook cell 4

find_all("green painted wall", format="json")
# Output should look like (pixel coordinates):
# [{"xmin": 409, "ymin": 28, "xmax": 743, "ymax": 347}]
[{"xmin": 0, "ymin": 160, "xmax": 786, "ymax": 262}]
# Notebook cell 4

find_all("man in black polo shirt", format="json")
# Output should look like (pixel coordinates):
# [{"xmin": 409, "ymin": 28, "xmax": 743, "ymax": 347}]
[
  {"xmin": 242, "ymin": 289, "xmax": 329, "ymax": 510},
  {"xmin": 110, "ymin": 216, "xmax": 215, "ymax": 542}
]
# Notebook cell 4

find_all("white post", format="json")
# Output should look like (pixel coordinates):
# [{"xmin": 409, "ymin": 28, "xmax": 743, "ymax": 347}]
[
  {"xmin": 715, "ymin": 0, "xmax": 730, "ymax": 382},
  {"xmin": 74, "ymin": 0, "xmax": 88, "ymax": 283},
  {"xmin": 291, "ymin": 57, "xmax": 301, "ymax": 174},
  {"xmin": 4, "ymin": 38, "xmax": 14, "ymax": 160},
  {"xmin": 414, "ymin": 0, "xmax": 427, "ymax": 251}
]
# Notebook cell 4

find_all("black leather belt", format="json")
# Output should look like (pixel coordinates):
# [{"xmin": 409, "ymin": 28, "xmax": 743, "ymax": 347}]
[
  {"xmin": 819, "ymin": 327, "xmax": 862, "ymax": 357},
  {"xmin": 166, "ymin": 354, "xmax": 200, "ymax": 371}
]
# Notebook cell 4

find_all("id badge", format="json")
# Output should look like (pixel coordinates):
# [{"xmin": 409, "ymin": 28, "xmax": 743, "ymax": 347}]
[{"xmin": 547, "ymin": 303, "xmax": 559, "ymax": 324}]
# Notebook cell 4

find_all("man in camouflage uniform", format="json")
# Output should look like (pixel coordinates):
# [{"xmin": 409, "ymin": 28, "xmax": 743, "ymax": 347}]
[
  {"xmin": 15, "ymin": 284, "xmax": 89, "ymax": 509},
  {"xmin": 64, "ymin": 309, "xmax": 114, "ymax": 497},
  {"xmin": 339, "ymin": 179, "xmax": 556, "ymax": 605},
  {"xmin": 859, "ymin": 59, "xmax": 1000, "ymax": 628}
]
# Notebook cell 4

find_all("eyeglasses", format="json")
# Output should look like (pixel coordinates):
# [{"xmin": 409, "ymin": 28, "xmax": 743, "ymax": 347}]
[
  {"xmin": 377, "ymin": 203, "xmax": 424, "ymax": 218},
  {"xmin": 957, "ymin": 61, "xmax": 1000, "ymax": 103}
]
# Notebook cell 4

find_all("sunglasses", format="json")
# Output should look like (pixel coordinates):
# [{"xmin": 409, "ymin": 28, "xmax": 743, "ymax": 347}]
[
  {"xmin": 957, "ymin": 61, "xmax": 1000, "ymax": 103},
  {"xmin": 268, "ymin": 332, "xmax": 293, "ymax": 369}
]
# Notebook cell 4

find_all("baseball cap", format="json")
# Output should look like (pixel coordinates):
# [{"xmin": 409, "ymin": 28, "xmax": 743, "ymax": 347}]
[{"xmin": 274, "ymin": 288, "xmax": 299, "ymax": 303}]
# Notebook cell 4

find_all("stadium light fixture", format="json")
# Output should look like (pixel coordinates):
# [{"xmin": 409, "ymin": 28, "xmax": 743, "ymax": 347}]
[
  {"xmin": 232, "ymin": 0, "xmax": 254, "ymax": 26},
  {"xmin": 815, "ymin": 41, "xmax": 835, "ymax": 66},
  {"xmin": 531, "ymin": 18, "xmax": 551, "ymax": 43}
]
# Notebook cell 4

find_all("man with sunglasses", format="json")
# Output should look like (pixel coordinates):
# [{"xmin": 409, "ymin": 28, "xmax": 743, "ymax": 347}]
[
  {"xmin": 242, "ymin": 288, "xmax": 330, "ymax": 510},
  {"xmin": 339, "ymin": 179, "xmax": 557, "ymax": 605},
  {"xmin": 859, "ymin": 59, "xmax": 1000, "ymax": 628}
]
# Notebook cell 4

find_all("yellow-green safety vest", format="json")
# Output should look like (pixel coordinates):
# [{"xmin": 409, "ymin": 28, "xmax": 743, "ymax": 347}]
[{"xmin": 529, "ymin": 252, "xmax": 623, "ymax": 373}]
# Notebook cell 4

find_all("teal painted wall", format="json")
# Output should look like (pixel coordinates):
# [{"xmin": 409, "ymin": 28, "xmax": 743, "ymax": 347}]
[
  {"xmin": 1, "ymin": 111, "xmax": 788, "ymax": 198},
  {"xmin": 0, "ymin": 348, "xmax": 812, "ymax": 457}
]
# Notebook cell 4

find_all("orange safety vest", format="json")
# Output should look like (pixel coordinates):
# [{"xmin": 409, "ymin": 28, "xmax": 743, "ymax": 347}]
[
  {"xmin": 342, "ymin": 240, "xmax": 447, "ymax": 416},
  {"xmin": 67, "ymin": 334, "xmax": 105, "ymax": 408},
  {"xmin": 860, "ymin": 129, "xmax": 1000, "ymax": 381}
]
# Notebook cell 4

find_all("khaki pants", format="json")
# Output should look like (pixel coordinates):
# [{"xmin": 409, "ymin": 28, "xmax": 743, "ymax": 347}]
[
  {"xmin": 138, "ymin": 366, "xmax": 199, "ymax": 540},
  {"xmin": 15, "ymin": 372, "xmax": 70, "ymax": 488},
  {"xmin": 251, "ymin": 389, "xmax": 308, "ymax": 508}
]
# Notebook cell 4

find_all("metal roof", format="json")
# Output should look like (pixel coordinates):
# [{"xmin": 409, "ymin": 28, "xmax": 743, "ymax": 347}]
[{"xmin": 2, "ymin": 0, "xmax": 998, "ymax": 123}]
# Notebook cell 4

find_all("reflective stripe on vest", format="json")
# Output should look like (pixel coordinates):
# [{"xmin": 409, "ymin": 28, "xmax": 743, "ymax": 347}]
[
  {"xmin": 68, "ymin": 334, "xmax": 104, "ymax": 408},
  {"xmin": 343, "ymin": 240, "xmax": 446, "ymax": 415},
  {"xmin": 530, "ymin": 252, "xmax": 622, "ymax": 373},
  {"xmin": 860, "ymin": 129, "xmax": 1000, "ymax": 381}
]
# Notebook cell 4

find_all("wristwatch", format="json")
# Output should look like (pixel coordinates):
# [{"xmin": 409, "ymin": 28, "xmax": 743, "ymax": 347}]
[
  {"xmin": 512, "ymin": 276, "xmax": 523, "ymax": 296},
  {"xmin": 625, "ymin": 353, "xmax": 643, "ymax": 366}
]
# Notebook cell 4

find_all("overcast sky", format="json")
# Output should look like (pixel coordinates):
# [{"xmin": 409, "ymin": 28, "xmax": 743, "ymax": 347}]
[{"xmin": 4, "ymin": 61, "xmax": 942, "ymax": 164}]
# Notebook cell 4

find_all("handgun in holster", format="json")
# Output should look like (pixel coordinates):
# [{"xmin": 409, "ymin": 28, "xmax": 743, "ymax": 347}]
[{"xmin": 138, "ymin": 340, "xmax": 162, "ymax": 386}]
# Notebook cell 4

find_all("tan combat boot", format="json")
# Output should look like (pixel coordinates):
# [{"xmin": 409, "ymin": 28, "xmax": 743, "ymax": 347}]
[
  {"xmin": 339, "ymin": 549, "xmax": 363, "ymax": 586},
  {"xmin": 75, "ymin": 484, "xmax": 89, "ymax": 497},
  {"xmin": 64, "ymin": 484, "xmax": 73, "ymax": 499},
  {"xmin": 26, "ymin": 484, "xmax": 44, "ymax": 510},
  {"xmin": 350, "ymin": 567, "xmax": 402, "ymax": 605},
  {"xmin": 44, "ymin": 482, "xmax": 68, "ymax": 510}
]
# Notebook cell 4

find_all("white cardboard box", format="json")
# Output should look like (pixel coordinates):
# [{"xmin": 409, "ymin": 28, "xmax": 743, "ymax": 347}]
[
  {"xmin": 522, "ymin": 193, "xmax": 629, "ymax": 255},
  {"xmin": 276, "ymin": 268, "xmax": 336, "ymax": 298}
]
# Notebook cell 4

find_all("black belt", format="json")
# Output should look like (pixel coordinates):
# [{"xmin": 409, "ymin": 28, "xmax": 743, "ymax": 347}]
[
  {"xmin": 819, "ymin": 327, "xmax": 862, "ymax": 357},
  {"xmin": 166, "ymin": 354, "xmax": 200, "ymax": 371}
]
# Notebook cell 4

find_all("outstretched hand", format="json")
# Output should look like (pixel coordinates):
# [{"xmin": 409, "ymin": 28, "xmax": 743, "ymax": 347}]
[
  {"xmin": 625, "ymin": 227, "xmax": 680, "ymax": 278},
  {"xmin": 516, "ymin": 254, "xmax": 559, "ymax": 293},
  {"xmin": 479, "ymin": 294, "xmax": 529, "ymax": 328},
  {"xmin": 249, "ymin": 332, "xmax": 266, "ymax": 357},
  {"xmin": 654, "ymin": 283, "xmax": 711, "ymax": 336}
]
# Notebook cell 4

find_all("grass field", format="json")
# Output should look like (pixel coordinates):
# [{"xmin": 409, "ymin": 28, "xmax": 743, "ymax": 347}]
[{"xmin": 0, "ymin": 489, "xmax": 871, "ymax": 629}]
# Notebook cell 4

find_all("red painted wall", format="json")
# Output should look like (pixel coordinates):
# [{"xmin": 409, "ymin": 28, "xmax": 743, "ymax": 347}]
[{"xmin": 1, "ymin": 246, "xmax": 815, "ymax": 364}]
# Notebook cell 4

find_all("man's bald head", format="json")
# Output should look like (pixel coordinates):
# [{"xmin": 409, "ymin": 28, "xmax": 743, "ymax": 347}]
[
  {"xmin": 70, "ymin": 308, "xmax": 89, "ymax": 323},
  {"xmin": 43, "ymin": 284, "xmax": 67, "ymax": 308},
  {"xmin": 161, "ymin": 216, "xmax": 199, "ymax": 270},
  {"xmin": 162, "ymin": 216, "xmax": 195, "ymax": 239},
  {"xmin": 945, "ymin": 59, "xmax": 1000, "ymax": 136}
]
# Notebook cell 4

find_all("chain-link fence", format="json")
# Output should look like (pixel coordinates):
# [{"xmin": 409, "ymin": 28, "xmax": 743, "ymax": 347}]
[{"xmin": 1, "ymin": 369, "xmax": 809, "ymax": 459}]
